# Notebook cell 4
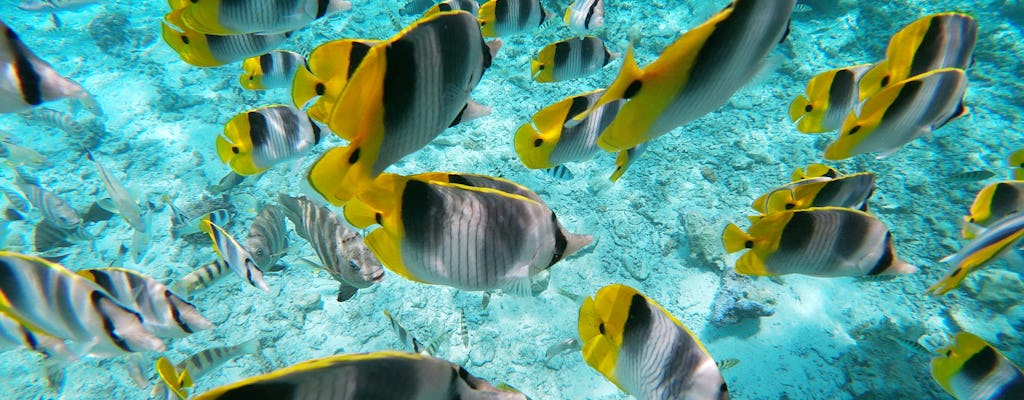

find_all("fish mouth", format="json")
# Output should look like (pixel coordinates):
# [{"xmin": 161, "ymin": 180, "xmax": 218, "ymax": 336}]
[{"xmin": 368, "ymin": 270, "xmax": 384, "ymax": 282}]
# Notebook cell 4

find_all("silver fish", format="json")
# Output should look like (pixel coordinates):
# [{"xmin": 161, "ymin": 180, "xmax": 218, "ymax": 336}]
[
  {"xmin": 200, "ymin": 219, "xmax": 271, "ymax": 293},
  {"xmin": 77, "ymin": 268, "xmax": 213, "ymax": 338},
  {"xmin": 13, "ymin": 170, "xmax": 81, "ymax": 230},
  {"xmin": 544, "ymin": 338, "xmax": 580, "ymax": 363},
  {"xmin": 245, "ymin": 205, "xmax": 288, "ymax": 270},
  {"xmin": 86, "ymin": 151, "xmax": 143, "ymax": 230},
  {"xmin": 169, "ymin": 260, "xmax": 231, "ymax": 298},
  {"xmin": 0, "ymin": 138, "xmax": 50, "ymax": 169},
  {"xmin": 18, "ymin": 0, "xmax": 100, "ymax": 12},
  {"xmin": 0, "ymin": 22, "xmax": 102, "ymax": 115}
]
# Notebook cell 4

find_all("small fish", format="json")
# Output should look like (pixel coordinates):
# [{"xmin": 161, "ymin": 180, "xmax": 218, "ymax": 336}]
[
  {"xmin": 1010, "ymin": 148, "xmax": 1024, "ymax": 180},
  {"xmin": 579, "ymin": 284, "xmax": 729, "ymax": 400},
  {"xmin": 478, "ymin": 0, "xmax": 551, "ymax": 37},
  {"xmin": 342, "ymin": 173, "xmax": 592, "ymax": 295},
  {"xmin": 239, "ymin": 51, "xmax": 308, "ymax": 90},
  {"xmin": 17, "ymin": 0, "xmax": 99, "ymax": 12},
  {"xmin": 789, "ymin": 64, "xmax": 872, "ymax": 133},
  {"xmin": 568, "ymin": 0, "xmax": 794, "ymax": 152},
  {"xmin": 824, "ymin": 68, "xmax": 968, "ymax": 161},
  {"xmin": 216, "ymin": 105, "xmax": 322, "ymax": 176},
  {"xmin": 169, "ymin": 260, "xmax": 231, "ymax": 298},
  {"xmin": 758, "ymin": 172, "xmax": 876, "ymax": 216},
  {"xmin": 401, "ymin": 0, "xmax": 435, "ymax": 15},
  {"xmin": 424, "ymin": 0, "xmax": 479, "ymax": 17},
  {"xmin": 0, "ymin": 252, "xmax": 165, "ymax": 357},
  {"xmin": 929, "ymin": 212, "xmax": 1024, "ymax": 296},
  {"xmin": 608, "ymin": 142, "xmax": 646, "ymax": 182},
  {"xmin": 949, "ymin": 170, "xmax": 996, "ymax": 182},
  {"xmin": 167, "ymin": 0, "xmax": 351, "ymax": 35},
  {"xmin": 244, "ymin": 205, "xmax": 288, "ymax": 270},
  {"xmin": 0, "ymin": 139, "xmax": 50, "ymax": 169},
  {"xmin": 792, "ymin": 2, "xmax": 812, "ymax": 12},
  {"xmin": 154, "ymin": 338, "xmax": 259, "ymax": 400},
  {"xmin": 166, "ymin": 194, "xmax": 231, "ymax": 239},
  {"xmin": 790, "ymin": 163, "xmax": 842, "ymax": 181},
  {"xmin": 22, "ymin": 107, "xmax": 102, "ymax": 137},
  {"xmin": 207, "ymin": 171, "xmax": 248, "ymax": 194},
  {"xmin": 189, "ymin": 351, "xmax": 527, "ymax": 400},
  {"xmin": 161, "ymin": 9, "xmax": 292, "ymax": 67},
  {"xmin": 716, "ymin": 358, "xmax": 740, "ymax": 371},
  {"xmin": 931, "ymin": 332, "xmax": 1024, "ymax": 400},
  {"xmin": 723, "ymin": 207, "xmax": 918, "ymax": 277},
  {"xmin": 77, "ymin": 268, "xmax": 213, "ymax": 338},
  {"xmin": 0, "ymin": 22, "xmax": 101, "ymax": 115},
  {"xmin": 563, "ymin": 0, "xmax": 603, "ymax": 32},
  {"xmin": 1, "ymin": 187, "xmax": 30, "ymax": 213},
  {"xmin": 514, "ymin": 89, "xmax": 622, "ymax": 170},
  {"xmin": 291, "ymin": 38, "xmax": 377, "ymax": 121},
  {"xmin": 531, "ymin": 36, "xmax": 613, "ymax": 82},
  {"xmin": 543, "ymin": 165, "xmax": 573, "ymax": 180},
  {"xmin": 306, "ymin": 11, "xmax": 493, "ymax": 204},
  {"xmin": 460, "ymin": 309, "xmax": 469, "ymax": 347},
  {"xmin": 382, "ymin": 310, "xmax": 430, "ymax": 355},
  {"xmin": 128, "ymin": 201, "xmax": 153, "ymax": 263},
  {"xmin": 278, "ymin": 194, "xmax": 383, "ymax": 301},
  {"xmin": 543, "ymin": 338, "xmax": 580, "ymax": 363},
  {"xmin": 859, "ymin": 13, "xmax": 977, "ymax": 101},
  {"xmin": 86, "ymin": 151, "xmax": 143, "ymax": 231},
  {"xmin": 481, "ymin": 291, "xmax": 491, "ymax": 309},
  {"xmin": 124, "ymin": 353, "xmax": 149, "ymax": 389},
  {"xmin": 13, "ymin": 171, "xmax": 81, "ymax": 230},
  {"xmin": 199, "ymin": 219, "xmax": 271, "ymax": 293}
]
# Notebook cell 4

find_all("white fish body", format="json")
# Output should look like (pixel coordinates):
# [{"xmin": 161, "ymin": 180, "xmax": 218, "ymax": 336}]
[
  {"xmin": 564, "ymin": 0, "xmax": 603, "ymax": 31},
  {"xmin": 18, "ymin": 0, "xmax": 100, "ymax": 12},
  {"xmin": 0, "ymin": 22, "xmax": 102, "ymax": 115},
  {"xmin": 200, "ymin": 219, "xmax": 271, "ymax": 293},
  {"xmin": 87, "ymin": 152, "xmax": 143, "ymax": 231}
]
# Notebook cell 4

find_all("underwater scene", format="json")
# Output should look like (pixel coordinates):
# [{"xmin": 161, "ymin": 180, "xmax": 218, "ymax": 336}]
[{"xmin": 1, "ymin": 0, "xmax": 1024, "ymax": 399}]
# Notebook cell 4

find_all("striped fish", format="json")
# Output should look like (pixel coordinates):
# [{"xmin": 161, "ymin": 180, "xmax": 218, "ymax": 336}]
[
  {"xmin": 962, "ymin": 181, "xmax": 1024, "ymax": 239},
  {"xmin": 244, "ymin": 205, "xmax": 288, "ymax": 270},
  {"xmin": 757, "ymin": 172, "xmax": 876, "ymax": 216},
  {"xmin": 543, "ymin": 165, "xmax": 573, "ymax": 180},
  {"xmin": 306, "ymin": 11, "xmax": 493, "ymax": 204},
  {"xmin": 0, "ymin": 138, "xmax": 50, "ymax": 169},
  {"xmin": 278, "ymin": 194, "xmax": 383, "ymax": 302},
  {"xmin": 929, "ymin": 212, "xmax": 1024, "ymax": 295},
  {"xmin": 153, "ymin": 338, "xmax": 259, "ymax": 400},
  {"xmin": 291, "ymin": 38, "xmax": 377, "ymax": 122},
  {"xmin": 23, "ymin": 107, "xmax": 100, "ymax": 136},
  {"xmin": 579, "ymin": 284, "xmax": 730, "ymax": 400},
  {"xmin": 931, "ymin": 332, "xmax": 1024, "ymax": 400},
  {"xmin": 342, "ymin": 173, "xmax": 593, "ymax": 295},
  {"xmin": 13, "ymin": 171, "xmax": 81, "ymax": 230},
  {"xmin": 199, "ymin": 219, "xmax": 271, "ymax": 293},
  {"xmin": 382, "ymin": 310, "xmax": 429, "ymax": 355},
  {"xmin": 167, "ymin": 0, "xmax": 351, "ymax": 35},
  {"xmin": 216, "ymin": 105, "xmax": 321, "ymax": 176},
  {"xmin": 860, "ymin": 13, "xmax": 977, "ymax": 101},
  {"xmin": 1, "ymin": 187, "xmax": 30, "ymax": 213},
  {"xmin": 0, "ymin": 252, "xmax": 165, "ymax": 357},
  {"xmin": 569, "ymin": 0, "xmax": 794, "ymax": 152},
  {"xmin": 544, "ymin": 338, "xmax": 580, "ymax": 364},
  {"xmin": 169, "ymin": 260, "xmax": 231, "ymax": 298},
  {"xmin": 723, "ymin": 207, "xmax": 918, "ymax": 277},
  {"xmin": 563, "ymin": 0, "xmax": 602, "ymax": 31},
  {"xmin": 531, "ymin": 36, "xmax": 613, "ymax": 82},
  {"xmin": 478, "ymin": 0, "xmax": 550, "ymax": 37},
  {"xmin": 789, "ymin": 64, "xmax": 872, "ymax": 133},
  {"xmin": 240, "ymin": 50, "xmax": 308, "ymax": 90},
  {"xmin": 77, "ymin": 268, "xmax": 213, "ymax": 338},
  {"xmin": 514, "ymin": 89, "xmax": 622, "ymax": 170},
  {"xmin": 0, "ymin": 309, "xmax": 74, "ymax": 363},
  {"xmin": 191, "ymin": 351, "xmax": 527, "ymax": 400},
  {"xmin": 86, "ymin": 151, "xmax": 143, "ymax": 231},
  {"xmin": 424, "ymin": 0, "xmax": 479, "ymax": 17},
  {"xmin": 0, "ymin": 21, "xmax": 102, "ymax": 115},
  {"xmin": 824, "ymin": 68, "xmax": 968, "ymax": 160},
  {"xmin": 161, "ymin": 9, "xmax": 291, "ymax": 67}
]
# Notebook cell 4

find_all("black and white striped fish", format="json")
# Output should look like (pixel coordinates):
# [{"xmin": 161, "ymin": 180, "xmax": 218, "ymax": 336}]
[
  {"xmin": 478, "ymin": 0, "xmax": 551, "ymax": 37},
  {"xmin": 0, "ymin": 309, "xmax": 74, "ymax": 363},
  {"xmin": 382, "ymin": 310, "xmax": 432, "ymax": 356},
  {"xmin": 154, "ymin": 338, "xmax": 260, "ymax": 400},
  {"xmin": 424, "ymin": 0, "xmax": 480, "ymax": 16},
  {"xmin": 13, "ymin": 170, "xmax": 81, "ymax": 230},
  {"xmin": 77, "ymin": 268, "xmax": 213, "ymax": 338},
  {"xmin": 531, "ymin": 36, "xmax": 614, "ymax": 82},
  {"xmin": 0, "ymin": 21, "xmax": 102, "ymax": 115},
  {"xmin": 161, "ymin": 9, "xmax": 292, "ymax": 67},
  {"xmin": 168, "ymin": 0, "xmax": 352, "ymax": 35},
  {"xmin": 240, "ymin": 51, "xmax": 308, "ymax": 90},
  {"xmin": 278, "ymin": 194, "xmax": 383, "ymax": 302},
  {"xmin": 244, "ymin": 205, "xmax": 288, "ymax": 270},
  {"xmin": 216, "ymin": 105, "xmax": 322, "ymax": 176},
  {"xmin": 0, "ymin": 252, "xmax": 165, "ymax": 357},
  {"xmin": 199, "ymin": 219, "xmax": 271, "ymax": 293},
  {"xmin": 169, "ymin": 260, "xmax": 231, "ymax": 298},
  {"xmin": 563, "ymin": 0, "xmax": 603, "ymax": 32}
]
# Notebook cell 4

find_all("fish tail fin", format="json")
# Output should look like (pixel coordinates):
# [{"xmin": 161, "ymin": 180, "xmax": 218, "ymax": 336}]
[
  {"xmin": 721, "ymin": 223, "xmax": 752, "ymax": 254},
  {"xmin": 238, "ymin": 337, "xmax": 260, "ymax": 354},
  {"xmin": 291, "ymin": 66, "xmax": 323, "ymax": 110},
  {"xmin": 155, "ymin": 357, "xmax": 192, "ymax": 400},
  {"xmin": 884, "ymin": 258, "xmax": 918, "ymax": 275},
  {"xmin": 927, "ymin": 266, "xmax": 968, "ymax": 296}
]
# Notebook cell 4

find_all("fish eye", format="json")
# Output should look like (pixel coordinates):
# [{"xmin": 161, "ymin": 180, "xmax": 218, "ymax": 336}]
[
  {"xmin": 181, "ymin": 35, "xmax": 190, "ymax": 45},
  {"xmin": 538, "ymin": 65, "xmax": 545, "ymax": 70},
  {"xmin": 348, "ymin": 148, "xmax": 361, "ymax": 164},
  {"xmin": 804, "ymin": 104, "xmax": 813, "ymax": 112},
  {"xmin": 231, "ymin": 146, "xmax": 239, "ymax": 154},
  {"xmin": 348, "ymin": 260, "xmax": 360, "ymax": 271},
  {"xmin": 848, "ymin": 125, "xmax": 861, "ymax": 135},
  {"xmin": 375, "ymin": 212, "xmax": 382, "ymax": 225},
  {"xmin": 248, "ymin": 75, "xmax": 254, "ymax": 81},
  {"xmin": 744, "ymin": 240, "xmax": 754, "ymax": 249},
  {"xmin": 533, "ymin": 139, "xmax": 543, "ymax": 147},
  {"xmin": 880, "ymin": 75, "xmax": 890, "ymax": 87},
  {"xmin": 945, "ymin": 350, "xmax": 952, "ymax": 356}
]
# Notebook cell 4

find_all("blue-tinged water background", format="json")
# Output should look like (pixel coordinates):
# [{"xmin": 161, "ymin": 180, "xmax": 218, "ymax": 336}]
[{"xmin": 1, "ymin": 0, "xmax": 1023, "ymax": 399}]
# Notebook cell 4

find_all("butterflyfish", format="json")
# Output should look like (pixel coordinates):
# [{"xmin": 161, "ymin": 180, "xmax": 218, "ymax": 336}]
[
  {"xmin": 76, "ymin": 268, "xmax": 213, "ymax": 338},
  {"xmin": 478, "ymin": 0, "xmax": 550, "ymax": 37},
  {"xmin": 564, "ymin": 0, "xmax": 603, "ymax": 32},
  {"xmin": 191, "ymin": 351, "xmax": 527, "ymax": 400},
  {"xmin": 859, "ymin": 13, "xmax": 977, "ymax": 101},
  {"xmin": 0, "ymin": 20, "xmax": 101, "ymax": 115},
  {"xmin": 790, "ymin": 163, "xmax": 842, "ymax": 181},
  {"xmin": 0, "ymin": 251, "xmax": 165, "ymax": 357},
  {"xmin": 239, "ymin": 50, "xmax": 307, "ymax": 90},
  {"xmin": 578, "ymin": 284, "xmax": 730, "ymax": 400},
  {"xmin": 342, "ymin": 173, "xmax": 592, "ymax": 295},
  {"xmin": 199, "ymin": 219, "xmax": 271, "ymax": 293},
  {"xmin": 514, "ymin": 89, "xmax": 622, "ymax": 169},
  {"xmin": 166, "ymin": 0, "xmax": 351, "ymax": 35},
  {"xmin": 931, "ymin": 332, "xmax": 1024, "ymax": 400},
  {"xmin": 722, "ymin": 207, "xmax": 917, "ymax": 277},
  {"xmin": 306, "ymin": 11, "xmax": 492, "ymax": 205},
  {"xmin": 759, "ymin": 172, "xmax": 876, "ymax": 215},
  {"xmin": 824, "ymin": 67, "xmax": 968, "ymax": 160},
  {"xmin": 531, "ymin": 36, "xmax": 613, "ymax": 82},
  {"xmin": 425, "ymin": 0, "xmax": 480, "ymax": 17},
  {"xmin": 789, "ymin": 64, "xmax": 872, "ymax": 133},
  {"xmin": 216, "ymin": 105, "xmax": 321, "ymax": 176},
  {"xmin": 569, "ymin": 0, "xmax": 794, "ymax": 152},
  {"xmin": 929, "ymin": 212, "xmax": 1024, "ymax": 296},
  {"xmin": 291, "ymin": 38, "xmax": 377, "ymax": 123},
  {"xmin": 161, "ymin": 9, "xmax": 291, "ymax": 67},
  {"xmin": 962, "ymin": 181, "xmax": 1024, "ymax": 239}
]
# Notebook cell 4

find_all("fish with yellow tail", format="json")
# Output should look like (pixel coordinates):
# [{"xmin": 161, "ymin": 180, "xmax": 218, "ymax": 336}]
[
  {"xmin": 199, "ymin": 218, "xmax": 271, "ymax": 293},
  {"xmin": 161, "ymin": 9, "xmax": 291, "ymax": 67},
  {"xmin": 216, "ymin": 105, "xmax": 322, "ymax": 176},
  {"xmin": 929, "ymin": 212, "xmax": 1024, "ymax": 296},
  {"xmin": 961, "ymin": 181, "xmax": 1024, "ymax": 239},
  {"xmin": 291, "ymin": 38, "xmax": 377, "ymax": 121},
  {"xmin": 859, "ymin": 13, "xmax": 976, "ymax": 101},
  {"xmin": 343, "ymin": 173, "xmax": 592, "ymax": 295},
  {"xmin": 755, "ymin": 172, "xmax": 876, "ymax": 218},
  {"xmin": 0, "ymin": 251, "xmax": 165, "ymax": 357},
  {"xmin": 790, "ymin": 163, "xmax": 842, "ymax": 181},
  {"xmin": 723, "ymin": 207, "xmax": 917, "ymax": 277},
  {"xmin": 531, "ymin": 36, "xmax": 614, "ymax": 82},
  {"xmin": 0, "ymin": 21, "xmax": 101, "ymax": 115},
  {"xmin": 167, "ymin": 0, "xmax": 351, "ymax": 35},
  {"xmin": 579, "ymin": 284, "xmax": 730, "ymax": 400},
  {"xmin": 306, "ymin": 11, "xmax": 492, "ymax": 205},
  {"xmin": 478, "ymin": 0, "xmax": 550, "ymax": 37},
  {"xmin": 568, "ymin": 0, "xmax": 793, "ymax": 152},
  {"xmin": 789, "ymin": 64, "xmax": 872, "ymax": 133},
  {"xmin": 154, "ymin": 338, "xmax": 259, "ymax": 400},
  {"xmin": 564, "ymin": 0, "xmax": 603, "ymax": 32},
  {"xmin": 931, "ymin": 332, "xmax": 1024, "ymax": 400},
  {"xmin": 824, "ymin": 68, "xmax": 968, "ymax": 160},
  {"xmin": 239, "ymin": 51, "xmax": 308, "ymax": 90},
  {"xmin": 424, "ymin": 0, "xmax": 479, "ymax": 17},
  {"xmin": 1009, "ymin": 149, "xmax": 1024, "ymax": 180},
  {"xmin": 191, "ymin": 351, "xmax": 527, "ymax": 400},
  {"xmin": 514, "ymin": 89, "xmax": 623, "ymax": 171},
  {"xmin": 76, "ymin": 268, "xmax": 213, "ymax": 338}
]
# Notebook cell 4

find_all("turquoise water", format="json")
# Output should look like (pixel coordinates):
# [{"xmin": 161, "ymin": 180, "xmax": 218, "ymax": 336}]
[{"xmin": 1, "ymin": 0, "xmax": 1023, "ymax": 399}]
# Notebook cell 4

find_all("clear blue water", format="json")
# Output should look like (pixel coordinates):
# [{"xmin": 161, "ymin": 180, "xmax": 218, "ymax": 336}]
[{"xmin": 1, "ymin": 1, "xmax": 1023, "ymax": 399}]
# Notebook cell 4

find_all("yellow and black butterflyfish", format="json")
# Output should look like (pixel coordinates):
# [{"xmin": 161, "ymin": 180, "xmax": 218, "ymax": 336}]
[
  {"xmin": 424, "ymin": 0, "xmax": 480, "ymax": 17},
  {"xmin": 478, "ymin": 0, "xmax": 550, "ymax": 37},
  {"xmin": 962, "ymin": 180, "xmax": 1024, "ymax": 239},
  {"xmin": 531, "ymin": 36, "xmax": 614, "ymax": 82},
  {"xmin": 162, "ymin": 9, "xmax": 291, "ymax": 67},
  {"xmin": 291, "ymin": 38, "xmax": 377, "ymax": 124},
  {"xmin": 929, "ymin": 211, "xmax": 1024, "ymax": 296},
  {"xmin": 1009, "ymin": 148, "xmax": 1024, "ymax": 180},
  {"xmin": 789, "ymin": 64, "xmax": 871, "ymax": 133},
  {"xmin": 166, "ymin": 0, "xmax": 351, "ymax": 35},
  {"xmin": 240, "ymin": 50, "xmax": 308, "ymax": 90},
  {"xmin": 789, "ymin": 163, "xmax": 842, "ymax": 181},
  {"xmin": 216, "ymin": 105, "xmax": 321, "ymax": 176},
  {"xmin": 564, "ymin": 0, "xmax": 603, "ymax": 32},
  {"xmin": 514, "ymin": 89, "xmax": 621, "ymax": 169},
  {"xmin": 760, "ymin": 172, "xmax": 876, "ymax": 215},
  {"xmin": 931, "ymin": 332, "xmax": 1024, "ymax": 400}
]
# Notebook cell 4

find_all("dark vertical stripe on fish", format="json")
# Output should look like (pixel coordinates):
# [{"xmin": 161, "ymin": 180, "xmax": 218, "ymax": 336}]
[
  {"xmin": 316, "ymin": 0, "xmax": 330, "ymax": 18},
  {"xmin": 826, "ymin": 68, "xmax": 856, "ymax": 124},
  {"xmin": 990, "ymin": 183, "xmax": 1023, "ymax": 221},
  {"xmin": 554, "ymin": 40, "xmax": 571, "ymax": 79},
  {"xmin": 909, "ymin": 17, "xmax": 946, "ymax": 77},
  {"xmin": 881, "ymin": 80, "xmax": 923, "ymax": 121},
  {"xmin": 347, "ymin": 42, "xmax": 373, "ymax": 78},
  {"xmin": 92, "ymin": 292, "xmax": 132, "ymax": 352},
  {"xmin": 584, "ymin": 0, "xmax": 599, "ymax": 29},
  {"xmin": 259, "ymin": 53, "xmax": 274, "ymax": 75},
  {"xmin": 548, "ymin": 213, "xmax": 567, "ymax": 267},
  {"xmin": 247, "ymin": 109, "xmax": 270, "ymax": 149},
  {"xmin": 962, "ymin": 345, "xmax": 999, "ymax": 380},
  {"xmin": 565, "ymin": 95, "xmax": 591, "ymax": 121},
  {"xmin": 6, "ymin": 27, "xmax": 44, "ymax": 106},
  {"xmin": 866, "ymin": 233, "xmax": 894, "ymax": 276},
  {"xmin": 776, "ymin": 211, "xmax": 815, "ymax": 255}
]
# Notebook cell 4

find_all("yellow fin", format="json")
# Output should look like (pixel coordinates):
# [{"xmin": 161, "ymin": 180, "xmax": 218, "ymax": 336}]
[
  {"xmin": 721, "ymin": 223, "xmax": 752, "ymax": 254},
  {"xmin": 791, "ymin": 163, "xmax": 841, "ymax": 181},
  {"xmin": 364, "ymin": 228, "xmax": 416, "ymax": 282},
  {"xmin": 306, "ymin": 145, "xmax": 372, "ymax": 206},
  {"xmin": 291, "ymin": 66, "xmax": 323, "ymax": 110},
  {"xmin": 1009, "ymin": 148, "xmax": 1024, "ymax": 179},
  {"xmin": 764, "ymin": 189, "xmax": 799, "ymax": 214},
  {"xmin": 858, "ymin": 60, "xmax": 891, "ymax": 101},
  {"xmin": 156, "ymin": 357, "xmax": 191, "ymax": 400},
  {"xmin": 572, "ymin": 44, "xmax": 641, "ymax": 126},
  {"xmin": 609, "ymin": 149, "xmax": 632, "ymax": 182}
]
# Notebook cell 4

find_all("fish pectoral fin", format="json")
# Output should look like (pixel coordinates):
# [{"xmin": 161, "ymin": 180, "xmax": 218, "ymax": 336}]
[
  {"xmin": 501, "ymin": 266, "xmax": 534, "ymax": 297},
  {"xmin": 336, "ymin": 284, "xmax": 358, "ymax": 302},
  {"xmin": 95, "ymin": 198, "xmax": 119, "ymax": 214}
]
